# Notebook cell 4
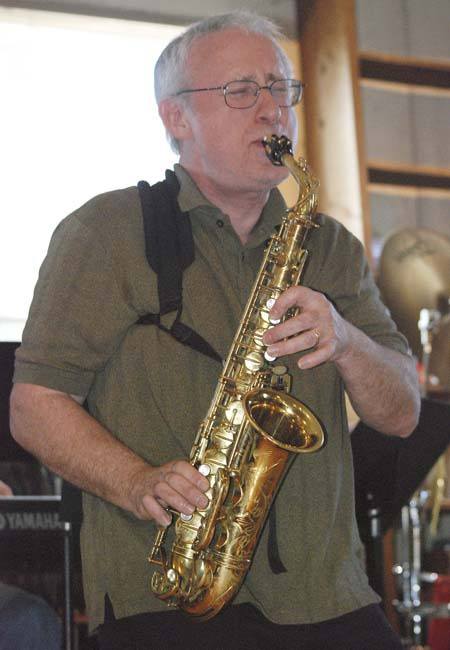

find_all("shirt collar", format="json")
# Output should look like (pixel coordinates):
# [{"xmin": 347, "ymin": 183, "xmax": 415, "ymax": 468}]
[
  {"xmin": 175, "ymin": 164, "xmax": 214, "ymax": 213},
  {"xmin": 174, "ymin": 164, "xmax": 286, "ymax": 249}
]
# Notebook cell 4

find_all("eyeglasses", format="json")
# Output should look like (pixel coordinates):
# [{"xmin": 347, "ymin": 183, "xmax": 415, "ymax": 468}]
[{"xmin": 175, "ymin": 79, "xmax": 304, "ymax": 109}]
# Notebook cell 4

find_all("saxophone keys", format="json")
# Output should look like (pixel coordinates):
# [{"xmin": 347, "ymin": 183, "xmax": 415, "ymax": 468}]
[
  {"xmin": 265, "ymin": 298, "xmax": 281, "ymax": 324},
  {"xmin": 264, "ymin": 350, "xmax": 277, "ymax": 362},
  {"xmin": 198, "ymin": 463, "xmax": 211, "ymax": 477},
  {"xmin": 151, "ymin": 569, "xmax": 179, "ymax": 599},
  {"xmin": 253, "ymin": 328, "xmax": 265, "ymax": 346},
  {"xmin": 225, "ymin": 400, "xmax": 245, "ymax": 425},
  {"xmin": 166, "ymin": 569, "xmax": 178, "ymax": 584},
  {"xmin": 244, "ymin": 351, "xmax": 264, "ymax": 372},
  {"xmin": 270, "ymin": 366, "xmax": 292, "ymax": 392},
  {"xmin": 260, "ymin": 298, "xmax": 281, "ymax": 326}
]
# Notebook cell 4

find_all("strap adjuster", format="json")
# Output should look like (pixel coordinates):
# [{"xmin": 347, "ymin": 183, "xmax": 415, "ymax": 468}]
[
  {"xmin": 170, "ymin": 320, "xmax": 192, "ymax": 344},
  {"xmin": 136, "ymin": 312, "xmax": 160, "ymax": 326}
]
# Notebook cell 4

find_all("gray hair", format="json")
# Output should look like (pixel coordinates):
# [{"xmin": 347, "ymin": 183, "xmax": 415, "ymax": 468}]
[{"xmin": 154, "ymin": 11, "xmax": 293, "ymax": 153}]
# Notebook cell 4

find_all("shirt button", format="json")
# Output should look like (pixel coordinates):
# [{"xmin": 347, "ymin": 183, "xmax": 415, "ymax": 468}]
[{"xmin": 216, "ymin": 219, "xmax": 224, "ymax": 228}]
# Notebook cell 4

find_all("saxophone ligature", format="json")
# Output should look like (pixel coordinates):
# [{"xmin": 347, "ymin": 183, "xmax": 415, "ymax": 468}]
[{"xmin": 148, "ymin": 134, "xmax": 325, "ymax": 620}]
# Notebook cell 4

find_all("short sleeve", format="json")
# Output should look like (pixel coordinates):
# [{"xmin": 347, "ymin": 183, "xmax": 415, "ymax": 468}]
[
  {"xmin": 306, "ymin": 215, "xmax": 411, "ymax": 356},
  {"xmin": 14, "ymin": 192, "xmax": 148, "ymax": 397}
]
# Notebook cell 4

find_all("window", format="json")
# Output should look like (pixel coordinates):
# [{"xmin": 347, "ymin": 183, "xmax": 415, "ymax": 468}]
[{"xmin": 0, "ymin": 8, "xmax": 182, "ymax": 340}]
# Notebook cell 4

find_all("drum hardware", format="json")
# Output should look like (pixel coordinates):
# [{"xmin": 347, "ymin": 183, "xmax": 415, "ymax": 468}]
[
  {"xmin": 352, "ymin": 398, "xmax": 450, "ymax": 648},
  {"xmin": 391, "ymin": 302, "xmax": 450, "ymax": 646},
  {"xmin": 418, "ymin": 306, "xmax": 450, "ymax": 399},
  {"xmin": 393, "ymin": 492, "xmax": 431, "ymax": 647},
  {"xmin": 376, "ymin": 228, "xmax": 450, "ymax": 648}
]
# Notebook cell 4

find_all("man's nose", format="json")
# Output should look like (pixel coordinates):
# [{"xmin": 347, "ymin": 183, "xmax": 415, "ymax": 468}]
[{"xmin": 256, "ymin": 88, "xmax": 282, "ymax": 123}]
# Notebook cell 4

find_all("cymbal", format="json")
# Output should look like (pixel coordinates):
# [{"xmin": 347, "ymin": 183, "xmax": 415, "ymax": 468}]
[{"xmin": 377, "ymin": 228, "xmax": 450, "ymax": 389}]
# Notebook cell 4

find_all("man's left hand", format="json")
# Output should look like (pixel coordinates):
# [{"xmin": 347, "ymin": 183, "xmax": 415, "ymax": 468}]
[{"xmin": 262, "ymin": 286, "xmax": 349, "ymax": 369}]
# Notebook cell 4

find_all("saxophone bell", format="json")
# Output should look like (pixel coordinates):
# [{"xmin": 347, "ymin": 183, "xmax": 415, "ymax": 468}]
[{"xmin": 244, "ymin": 387, "xmax": 324, "ymax": 454}]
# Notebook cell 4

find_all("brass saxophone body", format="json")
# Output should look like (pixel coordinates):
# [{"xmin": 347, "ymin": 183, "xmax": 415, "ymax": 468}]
[{"xmin": 149, "ymin": 134, "xmax": 325, "ymax": 620}]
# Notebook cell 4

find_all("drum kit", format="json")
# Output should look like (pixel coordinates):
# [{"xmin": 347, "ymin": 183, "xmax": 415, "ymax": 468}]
[{"xmin": 377, "ymin": 228, "xmax": 450, "ymax": 650}]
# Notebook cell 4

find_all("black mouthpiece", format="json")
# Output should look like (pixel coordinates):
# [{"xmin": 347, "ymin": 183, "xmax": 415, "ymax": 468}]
[{"xmin": 263, "ymin": 135, "xmax": 293, "ymax": 166}]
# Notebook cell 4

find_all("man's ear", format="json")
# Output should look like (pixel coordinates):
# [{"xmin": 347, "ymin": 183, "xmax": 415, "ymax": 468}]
[{"xmin": 158, "ymin": 98, "xmax": 192, "ymax": 143}]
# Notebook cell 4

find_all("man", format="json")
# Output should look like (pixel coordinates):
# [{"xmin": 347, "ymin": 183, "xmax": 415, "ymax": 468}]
[{"xmin": 10, "ymin": 11, "xmax": 420, "ymax": 650}]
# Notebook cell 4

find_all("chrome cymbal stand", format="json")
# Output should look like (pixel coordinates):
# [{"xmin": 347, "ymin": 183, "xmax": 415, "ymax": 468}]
[{"xmin": 393, "ymin": 491, "xmax": 437, "ymax": 647}]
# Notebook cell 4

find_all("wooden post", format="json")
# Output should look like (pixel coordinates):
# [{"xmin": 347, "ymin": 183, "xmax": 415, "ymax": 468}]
[{"xmin": 297, "ymin": 0, "xmax": 372, "ymax": 257}]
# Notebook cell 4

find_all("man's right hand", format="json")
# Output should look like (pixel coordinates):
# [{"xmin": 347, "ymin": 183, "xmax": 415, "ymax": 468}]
[{"xmin": 130, "ymin": 460, "xmax": 210, "ymax": 526}]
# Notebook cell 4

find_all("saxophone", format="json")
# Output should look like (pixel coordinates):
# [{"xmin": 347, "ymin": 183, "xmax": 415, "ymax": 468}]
[{"xmin": 149, "ymin": 134, "xmax": 325, "ymax": 620}]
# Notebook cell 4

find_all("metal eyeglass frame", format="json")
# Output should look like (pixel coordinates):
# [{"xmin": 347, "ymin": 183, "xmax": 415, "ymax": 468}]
[{"xmin": 175, "ymin": 79, "xmax": 304, "ymax": 109}]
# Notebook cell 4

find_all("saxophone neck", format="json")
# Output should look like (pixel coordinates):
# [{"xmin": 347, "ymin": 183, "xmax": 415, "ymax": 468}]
[
  {"xmin": 262, "ymin": 135, "xmax": 319, "ymax": 223},
  {"xmin": 277, "ymin": 153, "xmax": 319, "ymax": 228}
]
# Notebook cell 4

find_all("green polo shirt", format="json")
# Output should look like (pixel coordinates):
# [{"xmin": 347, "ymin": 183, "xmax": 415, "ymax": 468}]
[{"xmin": 14, "ymin": 165, "xmax": 409, "ymax": 630}]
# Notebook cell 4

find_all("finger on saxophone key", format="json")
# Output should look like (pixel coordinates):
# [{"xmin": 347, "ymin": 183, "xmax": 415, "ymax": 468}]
[
  {"xmin": 163, "ymin": 460, "xmax": 209, "ymax": 512},
  {"xmin": 135, "ymin": 459, "xmax": 210, "ymax": 525}
]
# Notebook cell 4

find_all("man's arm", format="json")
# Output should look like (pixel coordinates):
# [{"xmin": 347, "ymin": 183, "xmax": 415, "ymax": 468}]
[
  {"xmin": 332, "ymin": 320, "xmax": 419, "ymax": 437},
  {"xmin": 9, "ymin": 383, "xmax": 209, "ymax": 525},
  {"xmin": 263, "ymin": 286, "xmax": 421, "ymax": 437}
]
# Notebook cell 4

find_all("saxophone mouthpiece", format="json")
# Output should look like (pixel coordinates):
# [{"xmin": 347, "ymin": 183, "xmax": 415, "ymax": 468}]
[{"xmin": 262, "ymin": 134, "xmax": 293, "ymax": 166}]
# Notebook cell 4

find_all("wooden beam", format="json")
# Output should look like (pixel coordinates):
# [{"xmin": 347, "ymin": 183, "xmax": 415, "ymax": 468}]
[
  {"xmin": 359, "ymin": 51, "xmax": 450, "ymax": 82},
  {"xmin": 368, "ymin": 162, "xmax": 450, "ymax": 191}
]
